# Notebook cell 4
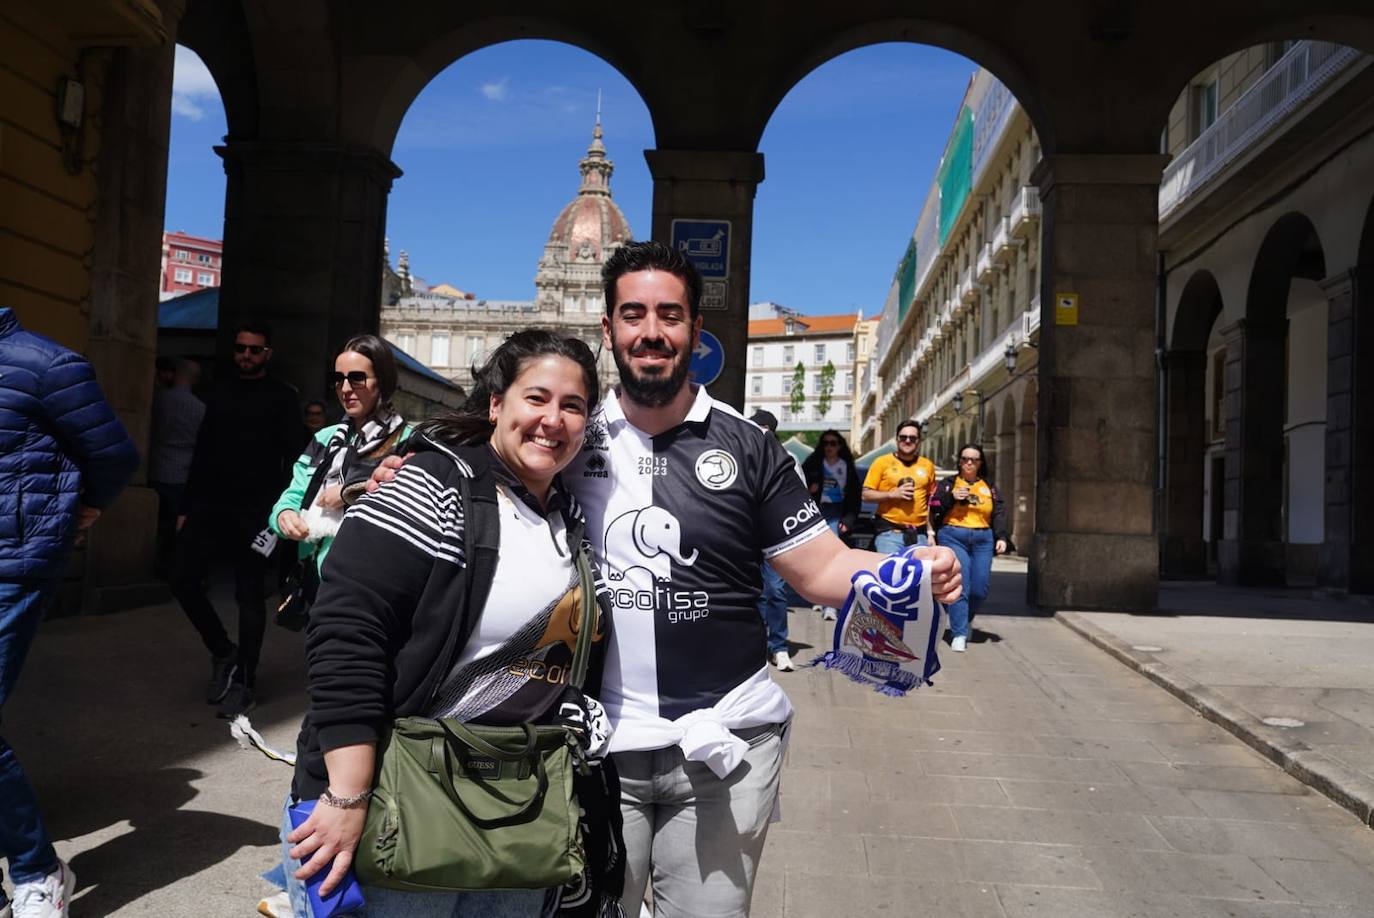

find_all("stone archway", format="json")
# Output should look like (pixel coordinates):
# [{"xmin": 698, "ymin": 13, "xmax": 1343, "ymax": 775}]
[
  {"xmin": 1162, "ymin": 269, "xmax": 1224, "ymax": 579},
  {"xmin": 1221, "ymin": 213, "xmax": 1327, "ymax": 585}
]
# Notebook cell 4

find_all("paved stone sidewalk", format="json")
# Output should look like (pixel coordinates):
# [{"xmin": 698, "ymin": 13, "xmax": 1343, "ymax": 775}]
[{"xmin": 6, "ymin": 583, "xmax": 1374, "ymax": 915}]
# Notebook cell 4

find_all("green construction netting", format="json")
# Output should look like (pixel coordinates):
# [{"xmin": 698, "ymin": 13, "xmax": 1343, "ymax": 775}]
[
  {"xmin": 896, "ymin": 237, "xmax": 917, "ymax": 322},
  {"xmin": 937, "ymin": 106, "xmax": 974, "ymax": 246}
]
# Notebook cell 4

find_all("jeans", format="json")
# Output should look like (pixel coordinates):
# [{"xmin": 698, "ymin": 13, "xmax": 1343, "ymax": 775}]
[
  {"xmin": 937, "ymin": 526, "xmax": 993, "ymax": 639},
  {"xmin": 873, "ymin": 529, "xmax": 926, "ymax": 555},
  {"xmin": 279, "ymin": 799, "xmax": 546, "ymax": 917},
  {"xmin": 0, "ymin": 579, "xmax": 61, "ymax": 889},
  {"xmin": 758, "ymin": 564, "xmax": 789, "ymax": 656},
  {"xmin": 171, "ymin": 509, "xmax": 269, "ymax": 685},
  {"xmin": 616, "ymin": 724, "xmax": 785, "ymax": 918}
]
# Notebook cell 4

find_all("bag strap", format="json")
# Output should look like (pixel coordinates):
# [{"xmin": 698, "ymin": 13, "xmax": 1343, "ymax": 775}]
[
  {"xmin": 422, "ymin": 464, "xmax": 501, "ymax": 707},
  {"xmin": 568, "ymin": 547, "xmax": 598, "ymax": 691},
  {"xmin": 435, "ymin": 721, "xmax": 549, "ymax": 828}
]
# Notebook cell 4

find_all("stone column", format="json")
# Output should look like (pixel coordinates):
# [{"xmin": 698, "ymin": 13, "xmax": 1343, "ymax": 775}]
[
  {"xmin": 1217, "ymin": 318, "xmax": 1287, "ymax": 585},
  {"xmin": 80, "ymin": 39, "xmax": 177, "ymax": 613},
  {"xmin": 645, "ymin": 149, "xmax": 765, "ymax": 410},
  {"xmin": 1160, "ymin": 349, "xmax": 1208, "ymax": 578},
  {"xmin": 1321, "ymin": 265, "xmax": 1374, "ymax": 593},
  {"xmin": 215, "ymin": 141, "xmax": 401, "ymax": 404},
  {"xmin": 1030, "ymin": 154, "xmax": 1168, "ymax": 611},
  {"xmin": 995, "ymin": 427, "xmax": 1016, "ymax": 543},
  {"xmin": 1013, "ymin": 419, "xmax": 1036, "ymax": 554}
]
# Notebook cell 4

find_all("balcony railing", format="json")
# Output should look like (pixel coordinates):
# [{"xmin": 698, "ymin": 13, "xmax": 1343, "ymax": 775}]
[
  {"xmin": 958, "ymin": 265, "xmax": 979, "ymax": 303},
  {"xmin": 990, "ymin": 216, "xmax": 1011, "ymax": 263},
  {"xmin": 976, "ymin": 242, "xmax": 995, "ymax": 283},
  {"xmin": 1009, "ymin": 186, "xmax": 1040, "ymax": 238},
  {"xmin": 1159, "ymin": 41, "xmax": 1362, "ymax": 219}
]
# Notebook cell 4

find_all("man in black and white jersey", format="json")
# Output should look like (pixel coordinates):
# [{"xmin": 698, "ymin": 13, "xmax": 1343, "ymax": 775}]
[
  {"xmin": 572, "ymin": 242, "xmax": 961, "ymax": 916},
  {"xmin": 370, "ymin": 241, "xmax": 961, "ymax": 916}
]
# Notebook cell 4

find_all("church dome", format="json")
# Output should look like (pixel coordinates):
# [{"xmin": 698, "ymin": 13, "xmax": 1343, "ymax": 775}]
[{"xmin": 544, "ymin": 120, "xmax": 632, "ymax": 263}]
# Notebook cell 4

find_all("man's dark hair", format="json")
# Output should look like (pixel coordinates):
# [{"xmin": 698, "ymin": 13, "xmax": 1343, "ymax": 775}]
[
  {"xmin": 896, "ymin": 418, "xmax": 922, "ymax": 437},
  {"xmin": 749, "ymin": 409, "xmax": 778, "ymax": 434},
  {"xmin": 340, "ymin": 334, "xmax": 399, "ymax": 405},
  {"xmin": 237, "ymin": 321, "xmax": 273, "ymax": 347},
  {"xmin": 602, "ymin": 240, "xmax": 703, "ymax": 318}
]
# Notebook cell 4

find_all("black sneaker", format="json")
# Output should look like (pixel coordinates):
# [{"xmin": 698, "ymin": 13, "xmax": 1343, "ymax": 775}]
[
  {"xmin": 215, "ymin": 682, "xmax": 256, "ymax": 719},
  {"xmin": 206, "ymin": 648, "xmax": 239, "ymax": 704}
]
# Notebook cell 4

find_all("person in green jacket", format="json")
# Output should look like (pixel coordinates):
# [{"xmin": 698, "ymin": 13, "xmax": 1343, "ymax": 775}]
[{"xmin": 270, "ymin": 335, "xmax": 412, "ymax": 570}]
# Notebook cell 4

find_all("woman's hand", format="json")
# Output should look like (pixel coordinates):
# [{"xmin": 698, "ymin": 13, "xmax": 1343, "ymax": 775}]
[
  {"xmin": 277, "ymin": 509, "xmax": 310, "ymax": 541},
  {"xmin": 287, "ymin": 800, "xmax": 366, "ymax": 897},
  {"xmin": 365, "ymin": 452, "xmax": 412, "ymax": 494},
  {"xmin": 318, "ymin": 485, "xmax": 346, "ymax": 510},
  {"xmin": 995, "ymin": 539, "xmax": 1008, "ymax": 555},
  {"xmin": 952, "ymin": 483, "xmax": 970, "ymax": 501}
]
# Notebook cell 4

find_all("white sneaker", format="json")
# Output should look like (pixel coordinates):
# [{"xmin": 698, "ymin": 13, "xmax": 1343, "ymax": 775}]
[
  {"xmin": 769, "ymin": 650, "xmax": 795, "ymax": 672},
  {"xmin": 257, "ymin": 890, "xmax": 292, "ymax": 918},
  {"xmin": 821, "ymin": 607, "xmax": 837, "ymax": 621},
  {"xmin": 12, "ymin": 859, "xmax": 75, "ymax": 918},
  {"xmin": 951, "ymin": 635, "xmax": 967, "ymax": 652}
]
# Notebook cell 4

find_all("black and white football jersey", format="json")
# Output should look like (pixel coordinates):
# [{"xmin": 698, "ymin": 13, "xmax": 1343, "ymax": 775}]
[{"xmin": 565, "ymin": 386, "xmax": 827, "ymax": 746}]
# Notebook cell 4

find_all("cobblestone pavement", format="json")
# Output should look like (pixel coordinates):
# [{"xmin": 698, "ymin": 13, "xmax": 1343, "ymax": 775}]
[{"xmin": 7, "ymin": 571, "xmax": 1374, "ymax": 916}]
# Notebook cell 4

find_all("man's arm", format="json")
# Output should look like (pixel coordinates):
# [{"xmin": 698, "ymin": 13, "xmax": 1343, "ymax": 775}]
[
  {"xmin": 769, "ymin": 527, "xmax": 962, "ymax": 608},
  {"xmin": 40, "ymin": 350, "xmax": 139, "ymax": 509}
]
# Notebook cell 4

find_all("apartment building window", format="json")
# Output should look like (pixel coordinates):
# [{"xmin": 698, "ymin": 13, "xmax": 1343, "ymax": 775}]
[
  {"xmin": 431, "ymin": 333, "xmax": 450, "ymax": 366},
  {"xmin": 197, "ymin": 253, "xmax": 211, "ymax": 264},
  {"xmin": 813, "ymin": 404, "xmax": 825, "ymax": 421},
  {"xmin": 811, "ymin": 373, "xmax": 822, "ymax": 395},
  {"xmin": 846, "ymin": 341, "xmax": 855, "ymax": 363},
  {"xmin": 841, "ymin": 403, "xmax": 851, "ymax": 420},
  {"xmin": 197, "ymin": 272, "xmax": 214, "ymax": 285},
  {"xmin": 751, "ymin": 375, "xmax": 763, "ymax": 396},
  {"xmin": 1190, "ymin": 78, "xmax": 1218, "ymax": 140},
  {"xmin": 467, "ymin": 335, "xmax": 483, "ymax": 363},
  {"xmin": 783, "ymin": 344, "xmax": 794, "ymax": 364},
  {"xmin": 174, "ymin": 268, "xmax": 192, "ymax": 283},
  {"xmin": 176, "ymin": 250, "xmax": 189, "ymax": 261},
  {"xmin": 813, "ymin": 343, "xmax": 825, "ymax": 364},
  {"xmin": 395, "ymin": 333, "xmax": 416, "ymax": 355},
  {"xmin": 844, "ymin": 374, "xmax": 853, "ymax": 395},
  {"xmin": 752, "ymin": 346, "xmax": 764, "ymax": 366}
]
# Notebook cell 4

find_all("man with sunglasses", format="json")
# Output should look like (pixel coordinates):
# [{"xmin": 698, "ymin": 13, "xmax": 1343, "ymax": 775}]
[
  {"xmin": 173, "ymin": 323, "xmax": 304, "ymax": 717},
  {"xmin": 862, "ymin": 419, "xmax": 937, "ymax": 554}
]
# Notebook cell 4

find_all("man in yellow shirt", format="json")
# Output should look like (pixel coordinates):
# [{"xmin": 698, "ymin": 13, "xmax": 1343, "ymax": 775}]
[{"xmin": 861, "ymin": 419, "xmax": 937, "ymax": 554}]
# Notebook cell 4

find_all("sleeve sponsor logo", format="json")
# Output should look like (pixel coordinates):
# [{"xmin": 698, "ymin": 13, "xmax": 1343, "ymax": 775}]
[
  {"xmin": 694, "ymin": 448, "xmax": 738, "ymax": 490},
  {"xmin": 783, "ymin": 499, "xmax": 822, "ymax": 534}
]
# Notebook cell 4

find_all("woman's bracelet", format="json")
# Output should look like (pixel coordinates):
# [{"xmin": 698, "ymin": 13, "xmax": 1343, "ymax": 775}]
[{"xmin": 320, "ymin": 787, "xmax": 372, "ymax": 809}]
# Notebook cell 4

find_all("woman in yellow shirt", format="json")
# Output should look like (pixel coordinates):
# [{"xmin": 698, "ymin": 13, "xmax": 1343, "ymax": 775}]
[{"xmin": 929, "ymin": 444, "xmax": 1008, "ymax": 652}]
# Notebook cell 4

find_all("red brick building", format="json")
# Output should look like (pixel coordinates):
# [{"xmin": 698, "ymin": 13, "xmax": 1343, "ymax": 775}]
[{"xmin": 160, "ymin": 231, "xmax": 222, "ymax": 298}]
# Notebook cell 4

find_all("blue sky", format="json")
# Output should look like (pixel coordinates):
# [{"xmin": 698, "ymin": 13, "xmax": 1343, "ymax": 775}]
[{"xmin": 167, "ymin": 41, "xmax": 976, "ymax": 317}]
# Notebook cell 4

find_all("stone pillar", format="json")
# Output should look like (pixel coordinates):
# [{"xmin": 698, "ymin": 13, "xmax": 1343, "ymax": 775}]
[
  {"xmin": 1160, "ymin": 349, "xmax": 1208, "ymax": 578},
  {"xmin": 995, "ymin": 426, "xmax": 1016, "ymax": 546},
  {"xmin": 1030, "ymin": 154, "xmax": 1168, "ymax": 611},
  {"xmin": 1217, "ymin": 318, "xmax": 1287, "ymax": 585},
  {"xmin": 1013, "ymin": 419, "xmax": 1036, "ymax": 554},
  {"xmin": 1321, "ymin": 265, "xmax": 1374, "ymax": 593},
  {"xmin": 645, "ymin": 149, "xmax": 765, "ymax": 410},
  {"xmin": 215, "ymin": 141, "xmax": 401, "ymax": 404},
  {"xmin": 79, "ymin": 39, "xmax": 177, "ymax": 613}
]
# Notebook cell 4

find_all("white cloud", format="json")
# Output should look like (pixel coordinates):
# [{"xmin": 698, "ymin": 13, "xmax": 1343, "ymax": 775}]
[
  {"xmin": 479, "ymin": 78, "xmax": 509, "ymax": 102},
  {"xmin": 172, "ymin": 45, "xmax": 219, "ymax": 121}
]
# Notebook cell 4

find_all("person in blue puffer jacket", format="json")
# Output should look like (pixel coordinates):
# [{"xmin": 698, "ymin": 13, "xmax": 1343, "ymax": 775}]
[{"xmin": 0, "ymin": 306, "xmax": 139, "ymax": 917}]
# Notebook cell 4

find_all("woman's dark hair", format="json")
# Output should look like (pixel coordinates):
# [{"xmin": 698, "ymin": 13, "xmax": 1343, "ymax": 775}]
[
  {"xmin": 340, "ymin": 334, "xmax": 399, "ymax": 407},
  {"xmin": 415, "ymin": 329, "xmax": 600, "ymax": 447},
  {"xmin": 602, "ymin": 240, "xmax": 703, "ymax": 318},
  {"xmin": 956, "ymin": 442, "xmax": 992, "ymax": 482},
  {"xmin": 803, "ymin": 429, "xmax": 855, "ymax": 476}
]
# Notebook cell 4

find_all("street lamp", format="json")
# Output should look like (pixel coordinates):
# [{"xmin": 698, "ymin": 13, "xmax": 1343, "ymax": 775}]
[
  {"xmin": 1003, "ymin": 341, "xmax": 1018, "ymax": 373},
  {"xmin": 952, "ymin": 391, "xmax": 964, "ymax": 413}
]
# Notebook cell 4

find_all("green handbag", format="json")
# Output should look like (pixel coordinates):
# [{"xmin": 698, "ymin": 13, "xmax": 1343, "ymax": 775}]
[{"xmin": 355, "ymin": 546, "xmax": 598, "ymax": 892}]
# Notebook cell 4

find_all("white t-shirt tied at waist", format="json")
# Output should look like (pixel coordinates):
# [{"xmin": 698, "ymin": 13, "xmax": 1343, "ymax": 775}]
[{"xmin": 606, "ymin": 666, "xmax": 792, "ymax": 779}]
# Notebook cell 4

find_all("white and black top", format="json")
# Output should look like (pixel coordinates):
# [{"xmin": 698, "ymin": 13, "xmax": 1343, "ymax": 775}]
[{"xmin": 565, "ymin": 386, "xmax": 828, "ymax": 752}]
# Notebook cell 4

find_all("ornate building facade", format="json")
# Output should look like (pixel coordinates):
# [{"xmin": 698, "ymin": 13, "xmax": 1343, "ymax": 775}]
[{"xmin": 379, "ymin": 120, "xmax": 629, "ymax": 392}]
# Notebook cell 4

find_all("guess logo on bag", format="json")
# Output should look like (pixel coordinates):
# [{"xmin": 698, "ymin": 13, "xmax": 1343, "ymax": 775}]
[{"xmin": 460, "ymin": 754, "xmax": 502, "ymax": 777}]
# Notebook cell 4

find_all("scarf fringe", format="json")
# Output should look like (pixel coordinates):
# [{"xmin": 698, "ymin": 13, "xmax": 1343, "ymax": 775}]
[
  {"xmin": 807, "ymin": 650, "xmax": 927, "ymax": 697},
  {"xmin": 229, "ymin": 715, "xmax": 297, "ymax": 765}
]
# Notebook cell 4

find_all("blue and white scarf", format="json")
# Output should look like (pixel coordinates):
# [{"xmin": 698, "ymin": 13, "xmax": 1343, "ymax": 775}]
[{"xmin": 808, "ymin": 549, "xmax": 941, "ymax": 696}]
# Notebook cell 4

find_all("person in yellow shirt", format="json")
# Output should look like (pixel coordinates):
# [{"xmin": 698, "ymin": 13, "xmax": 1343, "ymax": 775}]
[
  {"xmin": 862, "ymin": 419, "xmax": 937, "ymax": 554},
  {"xmin": 929, "ymin": 444, "xmax": 1008, "ymax": 652}
]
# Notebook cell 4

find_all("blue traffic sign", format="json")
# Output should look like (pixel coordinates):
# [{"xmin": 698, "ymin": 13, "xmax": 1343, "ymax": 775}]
[
  {"xmin": 670, "ymin": 219, "xmax": 731, "ymax": 279},
  {"xmin": 689, "ymin": 329, "xmax": 725, "ymax": 387}
]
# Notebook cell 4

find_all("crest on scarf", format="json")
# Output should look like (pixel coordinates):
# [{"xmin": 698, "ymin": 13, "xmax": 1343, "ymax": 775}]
[{"xmin": 807, "ymin": 551, "xmax": 940, "ymax": 696}]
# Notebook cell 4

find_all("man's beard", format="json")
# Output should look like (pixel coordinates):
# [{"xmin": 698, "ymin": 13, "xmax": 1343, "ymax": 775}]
[{"xmin": 611, "ymin": 333, "xmax": 693, "ymax": 409}]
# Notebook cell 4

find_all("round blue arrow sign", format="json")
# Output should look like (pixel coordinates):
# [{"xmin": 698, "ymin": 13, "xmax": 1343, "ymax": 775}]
[{"xmin": 689, "ymin": 329, "xmax": 725, "ymax": 387}]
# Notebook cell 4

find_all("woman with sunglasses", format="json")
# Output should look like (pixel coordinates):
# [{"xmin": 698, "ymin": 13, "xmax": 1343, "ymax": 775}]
[
  {"xmin": 929, "ymin": 443, "xmax": 1008, "ymax": 652},
  {"xmin": 801, "ymin": 429, "xmax": 861, "ymax": 621},
  {"xmin": 269, "ymin": 335, "xmax": 411, "ymax": 571}
]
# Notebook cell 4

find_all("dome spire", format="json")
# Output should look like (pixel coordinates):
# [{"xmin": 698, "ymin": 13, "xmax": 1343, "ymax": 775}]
[{"xmin": 579, "ymin": 93, "xmax": 612, "ymax": 196}]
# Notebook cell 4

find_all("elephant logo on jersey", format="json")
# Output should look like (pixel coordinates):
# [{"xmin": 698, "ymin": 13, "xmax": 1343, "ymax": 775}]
[{"xmin": 603, "ymin": 507, "xmax": 699, "ymax": 583}]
